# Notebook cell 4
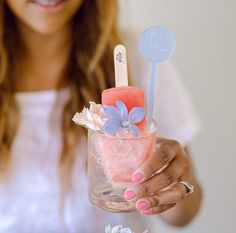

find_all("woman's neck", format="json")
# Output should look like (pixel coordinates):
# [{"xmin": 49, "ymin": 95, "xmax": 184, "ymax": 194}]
[{"xmin": 14, "ymin": 21, "xmax": 72, "ymax": 92}]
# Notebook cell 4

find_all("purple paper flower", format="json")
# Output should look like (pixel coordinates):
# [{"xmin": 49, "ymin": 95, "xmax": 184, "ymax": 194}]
[{"xmin": 103, "ymin": 100, "xmax": 145, "ymax": 136}]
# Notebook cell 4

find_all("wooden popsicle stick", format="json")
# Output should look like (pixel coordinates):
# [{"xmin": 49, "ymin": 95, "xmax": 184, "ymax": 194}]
[{"xmin": 114, "ymin": 44, "xmax": 128, "ymax": 87}]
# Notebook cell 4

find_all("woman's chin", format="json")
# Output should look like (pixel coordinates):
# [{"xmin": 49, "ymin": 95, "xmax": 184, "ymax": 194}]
[
  {"xmin": 6, "ymin": 0, "xmax": 83, "ymax": 36},
  {"xmin": 20, "ymin": 20, "xmax": 70, "ymax": 36}
]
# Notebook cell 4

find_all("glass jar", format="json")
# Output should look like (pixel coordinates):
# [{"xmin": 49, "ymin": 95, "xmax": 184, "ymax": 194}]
[{"xmin": 87, "ymin": 121, "xmax": 157, "ymax": 212}]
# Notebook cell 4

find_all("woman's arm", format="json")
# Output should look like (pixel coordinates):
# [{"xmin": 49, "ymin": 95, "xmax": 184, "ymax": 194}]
[
  {"xmin": 124, "ymin": 140, "xmax": 203, "ymax": 227},
  {"xmin": 160, "ymin": 151, "xmax": 203, "ymax": 226}
]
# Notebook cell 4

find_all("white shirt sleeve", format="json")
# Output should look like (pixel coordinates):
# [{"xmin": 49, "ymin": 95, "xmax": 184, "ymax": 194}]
[{"xmin": 123, "ymin": 30, "xmax": 201, "ymax": 146}]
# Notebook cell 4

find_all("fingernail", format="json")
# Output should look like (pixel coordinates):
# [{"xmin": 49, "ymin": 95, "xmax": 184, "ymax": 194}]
[
  {"xmin": 141, "ymin": 209, "xmax": 152, "ymax": 215},
  {"xmin": 132, "ymin": 172, "xmax": 144, "ymax": 183},
  {"xmin": 124, "ymin": 190, "xmax": 137, "ymax": 201},
  {"xmin": 136, "ymin": 200, "xmax": 149, "ymax": 210}
]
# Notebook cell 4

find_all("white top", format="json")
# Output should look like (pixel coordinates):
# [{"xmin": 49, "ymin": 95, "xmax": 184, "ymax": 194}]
[{"xmin": 0, "ymin": 35, "xmax": 200, "ymax": 233}]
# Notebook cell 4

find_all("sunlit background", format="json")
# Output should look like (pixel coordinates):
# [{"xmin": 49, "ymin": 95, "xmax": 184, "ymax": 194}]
[{"xmin": 119, "ymin": 0, "xmax": 236, "ymax": 232}]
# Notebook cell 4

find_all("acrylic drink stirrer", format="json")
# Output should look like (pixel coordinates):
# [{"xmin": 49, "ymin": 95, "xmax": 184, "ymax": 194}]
[{"xmin": 139, "ymin": 26, "xmax": 176, "ymax": 126}]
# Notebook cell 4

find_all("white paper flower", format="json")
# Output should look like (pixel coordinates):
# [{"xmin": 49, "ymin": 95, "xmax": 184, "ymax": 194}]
[
  {"xmin": 72, "ymin": 102, "xmax": 108, "ymax": 131},
  {"xmin": 105, "ymin": 224, "xmax": 148, "ymax": 233}
]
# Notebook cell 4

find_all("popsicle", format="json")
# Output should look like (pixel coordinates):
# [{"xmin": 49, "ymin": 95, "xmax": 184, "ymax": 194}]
[
  {"xmin": 101, "ymin": 45, "xmax": 146, "ymax": 131},
  {"xmin": 94, "ymin": 44, "xmax": 155, "ymax": 186}
]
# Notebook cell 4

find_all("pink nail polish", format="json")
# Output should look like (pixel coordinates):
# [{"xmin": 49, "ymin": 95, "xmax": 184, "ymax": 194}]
[
  {"xmin": 141, "ymin": 209, "xmax": 152, "ymax": 215},
  {"xmin": 136, "ymin": 201, "xmax": 149, "ymax": 210},
  {"xmin": 132, "ymin": 172, "xmax": 144, "ymax": 183},
  {"xmin": 124, "ymin": 190, "xmax": 137, "ymax": 200}
]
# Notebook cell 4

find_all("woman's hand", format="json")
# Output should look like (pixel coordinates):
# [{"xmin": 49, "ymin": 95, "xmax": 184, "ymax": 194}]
[{"xmin": 124, "ymin": 138, "xmax": 195, "ymax": 216}]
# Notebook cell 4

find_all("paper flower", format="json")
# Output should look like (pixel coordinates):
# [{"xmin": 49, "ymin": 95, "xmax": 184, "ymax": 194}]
[
  {"xmin": 105, "ymin": 224, "xmax": 132, "ymax": 233},
  {"xmin": 72, "ymin": 102, "xmax": 108, "ymax": 130},
  {"xmin": 103, "ymin": 100, "xmax": 145, "ymax": 136},
  {"xmin": 105, "ymin": 224, "xmax": 148, "ymax": 233}
]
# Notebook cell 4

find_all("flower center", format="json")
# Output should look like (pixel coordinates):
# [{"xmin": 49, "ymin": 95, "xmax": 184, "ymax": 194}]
[{"xmin": 121, "ymin": 120, "xmax": 131, "ymax": 128}]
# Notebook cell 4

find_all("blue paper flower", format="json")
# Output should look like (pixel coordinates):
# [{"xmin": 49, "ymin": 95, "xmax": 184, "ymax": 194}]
[{"xmin": 103, "ymin": 100, "xmax": 145, "ymax": 136}]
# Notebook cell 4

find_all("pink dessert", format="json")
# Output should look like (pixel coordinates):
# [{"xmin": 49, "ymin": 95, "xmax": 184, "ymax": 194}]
[
  {"xmin": 93, "ymin": 129, "xmax": 156, "ymax": 186},
  {"xmin": 73, "ymin": 86, "xmax": 156, "ymax": 186}
]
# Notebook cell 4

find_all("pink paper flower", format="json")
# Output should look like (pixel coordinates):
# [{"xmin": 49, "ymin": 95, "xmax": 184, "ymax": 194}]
[{"xmin": 72, "ymin": 102, "xmax": 108, "ymax": 131}]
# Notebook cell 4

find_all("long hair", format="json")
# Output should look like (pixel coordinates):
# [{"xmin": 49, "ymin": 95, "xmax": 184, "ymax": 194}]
[{"xmin": 0, "ymin": 0, "xmax": 121, "ymax": 193}]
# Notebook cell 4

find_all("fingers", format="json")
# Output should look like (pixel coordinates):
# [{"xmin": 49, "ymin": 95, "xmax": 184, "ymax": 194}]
[
  {"xmin": 125, "ymin": 138, "xmax": 192, "ymax": 215},
  {"xmin": 136, "ymin": 182, "xmax": 189, "ymax": 215},
  {"xmin": 139, "ymin": 204, "xmax": 176, "ymax": 215},
  {"xmin": 124, "ymin": 154, "xmax": 188, "ymax": 201},
  {"xmin": 155, "ymin": 182, "xmax": 188, "ymax": 205},
  {"xmin": 132, "ymin": 140, "xmax": 180, "ymax": 183}
]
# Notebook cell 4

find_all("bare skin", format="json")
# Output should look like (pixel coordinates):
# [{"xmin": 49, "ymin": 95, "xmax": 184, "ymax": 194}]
[
  {"xmin": 14, "ymin": 20, "xmax": 72, "ymax": 91},
  {"xmin": 124, "ymin": 140, "xmax": 202, "ymax": 226},
  {"xmin": 6, "ymin": 0, "xmax": 202, "ymax": 227},
  {"xmin": 6, "ymin": 0, "xmax": 84, "ymax": 91}
]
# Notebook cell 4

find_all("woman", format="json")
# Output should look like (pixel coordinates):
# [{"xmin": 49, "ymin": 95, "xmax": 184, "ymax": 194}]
[{"xmin": 0, "ymin": 0, "xmax": 202, "ymax": 232}]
